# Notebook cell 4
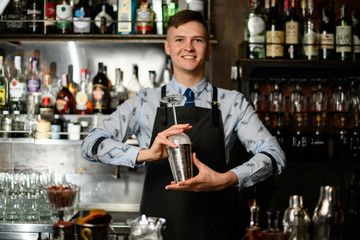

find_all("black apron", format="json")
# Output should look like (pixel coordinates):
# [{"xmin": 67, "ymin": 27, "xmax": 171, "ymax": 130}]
[{"xmin": 140, "ymin": 86, "xmax": 236, "ymax": 240}]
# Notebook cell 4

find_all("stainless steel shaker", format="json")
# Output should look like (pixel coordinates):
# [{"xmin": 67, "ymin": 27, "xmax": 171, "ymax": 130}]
[
  {"xmin": 166, "ymin": 132, "xmax": 193, "ymax": 183},
  {"xmin": 283, "ymin": 195, "xmax": 311, "ymax": 237},
  {"xmin": 312, "ymin": 185, "xmax": 344, "ymax": 240}
]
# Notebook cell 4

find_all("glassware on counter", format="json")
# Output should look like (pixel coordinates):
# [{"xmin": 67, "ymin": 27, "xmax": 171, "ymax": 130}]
[{"xmin": 283, "ymin": 195, "xmax": 310, "ymax": 239}]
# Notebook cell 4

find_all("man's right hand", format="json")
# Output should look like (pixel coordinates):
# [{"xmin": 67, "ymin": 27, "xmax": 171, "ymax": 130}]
[{"xmin": 136, "ymin": 124, "xmax": 193, "ymax": 163}]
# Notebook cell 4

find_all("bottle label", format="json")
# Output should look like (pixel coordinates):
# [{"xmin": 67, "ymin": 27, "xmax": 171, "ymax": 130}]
[
  {"xmin": 266, "ymin": 31, "xmax": 284, "ymax": 57},
  {"xmin": 117, "ymin": 0, "xmax": 132, "ymax": 33},
  {"xmin": 45, "ymin": 1, "xmax": 57, "ymax": 26},
  {"xmin": 285, "ymin": 21, "xmax": 299, "ymax": 44},
  {"xmin": 56, "ymin": 4, "xmax": 73, "ymax": 28},
  {"xmin": 303, "ymin": 31, "xmax": 318, "ymax": 57},
  {"xmin": 50, "ymin": 124, "xmax": 61, "ymax": 139},
  {"xmin": 42, "ymin": 96, "xmax": 51, "ymax": 107},
  {"xmin": 353, "ymin": 35, "xmax": 360, "ymax": 53},
  {"xmin": 0, "ymin": 85, "xmax": 5, "ymax": 106},
  {"xmin": 248, "ymin": 16, "xmax": 265, "ymax": 35},
  {"xmin": 76, "ymin": 91, "xmax": 88, "ymax": 110},
  {"xmin": 336, "ymin": 25, "xmax": 352, "ymax": 53},
  {"xmin": 56, "ymin": 98, "xmax": 68, "ymax": 112},
  {"xmin": 27, "ymin": 78, "xmax": 41, "ymax": 93},
  {"xmin": 95, "ymin": 11, "xmax": 113, "ymax": 28},
  {"xmin": 10, "ymin": 79, "xmax": 26, "ymax": 101},
  {"xmin": 319, "ymin": 33, "xmax": 335, "ymax": 49},
  {"xmin": 73, "ymin": 17, "xmax": 91, "ymax": 33},
  {"xmin": 92, "ymin": 84, "xmax": 108, "ymax": 109}
]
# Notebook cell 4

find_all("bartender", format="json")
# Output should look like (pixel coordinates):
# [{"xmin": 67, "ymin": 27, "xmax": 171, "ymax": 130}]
[{"xmin": 82, "ymin": 10, "xmax": 285, "ymax": 240}]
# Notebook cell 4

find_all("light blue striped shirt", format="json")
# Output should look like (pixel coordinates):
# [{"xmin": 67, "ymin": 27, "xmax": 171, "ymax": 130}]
[{"xmin": 81, "ymin": 78, "xmax": 286, "ymax": 189}]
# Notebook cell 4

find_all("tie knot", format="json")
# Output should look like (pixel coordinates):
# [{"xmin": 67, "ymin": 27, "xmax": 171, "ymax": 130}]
[{"xmin": 184, "ymin": 88, "xmax": 194, "ymax": 106}]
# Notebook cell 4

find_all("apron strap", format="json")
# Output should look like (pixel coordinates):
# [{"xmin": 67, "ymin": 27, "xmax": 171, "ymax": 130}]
[
  {"xmin": 160, "ymin": 85, "xmax": 167, "ymax": 125},
  {"xmin": 212, "ymin": 87, "xmax": 219, "ymax": 127}
]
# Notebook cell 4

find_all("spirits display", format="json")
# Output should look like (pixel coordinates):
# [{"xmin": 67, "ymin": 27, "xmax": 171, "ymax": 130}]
[
  {"xmin": 44, "ymin": 0, "xmax": 57, "ymax": 34},
  {"xmin": 246, "ymin": 0, "xmax": 266, "ymax": 59},
  {"xmin": 302, "ymin": 0, "xmax": 318, "ymax": 60},
  {"xmin": 285, "ymin": 0, "xmax": 300, "ymax": 59},
  {"xmin": 93, "ymin": 0, "xmax": 114, "ymax": 34},
  {"xmin": 3, "ymin": 0, "xmax": 26, "ymax": 34},
  {"xmin": 56, "ymin": 0, "xmax": 73, "ymax": 34},
  {"xmin": 319, "ymin": 6, "xmax": 335, "ymax": 60},
  {"xmin": 266, "ymin": 0, "xmax": 284, "ymax": 59},
  {"xmin": 55, "ymin": 74, "xmax": 76, "ymax": 114},
  {"xmin": 73, "ymin": 0, "xmax": 92, "ymax": 34},
  {"xmin": 26, "ymin": 0, "xmax": 43, "ymax": 34}
]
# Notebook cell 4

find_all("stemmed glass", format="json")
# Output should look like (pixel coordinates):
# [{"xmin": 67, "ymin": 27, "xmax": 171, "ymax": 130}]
[{"xmin": 160, "ymin": 94, "xmax": 193, "ymax": 183}]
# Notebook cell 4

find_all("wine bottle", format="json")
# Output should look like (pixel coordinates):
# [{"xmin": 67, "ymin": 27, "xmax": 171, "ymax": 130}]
[
  {"xmin": 55, "ymin": 74, "xmax": 76, "ymax": 114},
  {"xmin": 92, "ymin": 62, "xmax": 110, "ymax": 114},
  {"xmin": 246, "ymin": 0, "xmax": 266, "ymax": 59},
  {"xmin": 336, "ymin": 4, "xmax": 353, "ymax": 61},
  {"xmin": 285, "ymin": 0, "xmax": 301, "ymax": 59},
  {"xmin": 266, "ymin": 0, "xmax": 284, "ymax": 59},
  {"xmin": 352, "ymin": 8, "xmax": 360, "ymax": 61},
  {"xmin": 3, "ymin": 0, "xmax": 26, "ymax": 34},
  {"xmin": 319, "ymin": 6, "xmax": 335, "ymax": 60},
  {"xmin": 73, "ymin": 0, "xmax": 92, "ymax": 34},
  {"xmin": 302, "ymin": 0, "xmax": 318, "ymax": 60}
]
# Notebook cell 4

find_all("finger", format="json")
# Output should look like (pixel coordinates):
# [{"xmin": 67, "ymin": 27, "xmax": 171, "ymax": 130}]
[{"xmin": 192, "ymin": 153, "xmax": 203, "ymax": 168}]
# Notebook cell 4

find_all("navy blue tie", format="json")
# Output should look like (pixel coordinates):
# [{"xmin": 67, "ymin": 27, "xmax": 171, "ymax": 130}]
[{"xmin": 184, "ymin": 88, "xmax": 195, "ymax": 106}]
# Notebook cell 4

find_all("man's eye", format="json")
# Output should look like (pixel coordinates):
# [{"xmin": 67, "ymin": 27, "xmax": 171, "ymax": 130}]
[
  {"xmin": 194, "ymin": 39, "xmax": 203, "ymax": 43},
  {"xmin": 175, "ymin": 39, "xmax": 183, "ymax": 42}
]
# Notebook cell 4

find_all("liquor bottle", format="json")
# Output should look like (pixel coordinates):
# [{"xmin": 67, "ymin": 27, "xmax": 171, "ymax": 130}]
[
  {"xmin": 352, "ymin": 8, "xmax": 360, "ymax": 61},
  {"xmin": 0, "ymin": 107, "xmax": 12, "ymax": 138},
  {"xmin": 26, "ymin": 57, "xmax": 41, "ymax": 94},
  {"xmin": 56, "ymin": 0, "xmax": 73, "ymax": 34},
  {"xmin": 0, "ymin": 56, "xmax": 9, "ymax": 112},
  {"xmin": 242, "ymin": 201, "xmax": 263, "ymax": 240},
  {"xmin": 39, "ymin": 73, "xmax": 56, "ymax": 115},
  {"xmin": 136, "ymin": 0, "xmax": 156, "ymax": 34},
  {"xmin": 290, "ymin": 114, "xmax": 309, "ymax": 162},
  {"xmin": 127, "ymin": 64, "xmax": 142, "ymax": 98},
  {"xmin": 92, "ymin": 62, "xmax": 110, "ymax": 114},
  {"xmin": 55, "ymin": 74, "xmax": 76, "ymax": 114},
  {"xmin": 302, "ymin": 0, "xmax": 319, "ymax": 60},
  {"xmin": 266, "ymin": 0, "xmax": 284, "ymax": 59},
  {"xmin": 3, "ymin": 0, "xmax": 26, "ymax": 34},
  {"xmin": 117, "ymin": 0, "xmax": 140, "ymax": 34},
  {"xmin": 336, "ymin": 5, "xmax": 353, "ymax": 61},
  {"xmin": 9, "ymin": 56, "xmax": 27, "ymax": 114},
  {"xmin": 285, "ymin": 0, "xmax": 301, "ymax": 59},
  {"xmin": 43, "ymin": 0, "xmax": 57, "ymax": 34},
  {"xmin": 26, "ymin": 0, "xmax": 43, "ymax": 34},
  {"xmin": 319, "ymin": 6, "xmax": 335, "ymax": 60},
  {"xmin": 348, "ymin": 113, "xmax": 360, "ymax": 162},
  {"xmin": 246, "ymin": 0, "xmax": 266, "ymax": 59},
  {"xmin": 162, "ymin": 0, "xmax": 178, "ymax": 34},
  {"xmin": 93, "ymin": 0, "xmax": 114, "ymax": 34},
  {"xmin": 73, "ymin": 0, "xmax": 92, "ymax": 34},
  {"xmin": 310, "ymin": 113, "xmax": 329, "ymax": 162},
  {"xmin": 11, "ymin": 104, "xmax": 25, "ymax": 138},
  {"xmin": 109, "ymin": 68, "xmax": 128, "ymax": 111},
  {"xmin": 75, "ymin": 69, "xmax": 92, "ymax": 114}
]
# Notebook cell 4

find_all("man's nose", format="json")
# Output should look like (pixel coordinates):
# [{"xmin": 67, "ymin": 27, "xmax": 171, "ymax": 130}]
[{"xmin": 184, "ymin": 40, "xmax": 195, "ymax": 51}]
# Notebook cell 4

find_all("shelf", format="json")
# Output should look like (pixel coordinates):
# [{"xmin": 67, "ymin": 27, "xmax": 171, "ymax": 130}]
[
  {"xmin": 286, "ymin": 161, "xmax": 360, "ymax": 169},
  {"xmin": 0, "ymin": 34, "xmax": 218, "ymax": 44},
  {"xmin": 0, "ymin": 137, "xmax": 139, "ymax": 145}
]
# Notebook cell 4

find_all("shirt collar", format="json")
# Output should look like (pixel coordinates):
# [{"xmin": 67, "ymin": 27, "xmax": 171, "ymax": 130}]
[{"xmin": 169, "ymin": 76, "xmax": 208, "ymax": 97}]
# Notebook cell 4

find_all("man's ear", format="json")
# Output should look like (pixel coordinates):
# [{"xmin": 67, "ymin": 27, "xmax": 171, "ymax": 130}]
[
  {"xmin": 164, "ymin": 41, "xmax": 170, "ymax": 56},
  {"xmin": 206, "ymin": 43, "xmax": 212, "ymax": 58}
]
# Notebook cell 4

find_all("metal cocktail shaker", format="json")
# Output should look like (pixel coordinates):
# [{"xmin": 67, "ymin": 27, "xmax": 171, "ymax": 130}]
[
  {"xmin": 166, "ymin": 132, "xmax": 193, "ymax": 183},
  {"xmin": 312, "ymin": 185, "xmax": 344, "ymax": 240}
]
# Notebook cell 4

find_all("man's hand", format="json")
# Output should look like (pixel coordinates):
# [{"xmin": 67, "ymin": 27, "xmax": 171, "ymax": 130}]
[
  {"xmin": 136, "ymin": 124, "xmax": 193, "ymax": 163},
  {"xmin": 165, "ymin": 153, "xmax": 239, "ymax": 192}
]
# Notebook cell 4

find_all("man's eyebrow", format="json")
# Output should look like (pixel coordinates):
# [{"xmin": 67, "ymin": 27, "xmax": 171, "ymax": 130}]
[{"xmin": 173, "ymin": 35, "xmax": 207, "ymax": 39}]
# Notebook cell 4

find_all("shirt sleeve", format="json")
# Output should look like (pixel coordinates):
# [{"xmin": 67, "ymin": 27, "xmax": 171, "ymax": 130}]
[
  {"xmin": 229, "ymin": 93, "xmax": 286, "ymax": 190},
  {"xmin": 81, "ymin": 95, "xmax": 143, "ymax": 168}
]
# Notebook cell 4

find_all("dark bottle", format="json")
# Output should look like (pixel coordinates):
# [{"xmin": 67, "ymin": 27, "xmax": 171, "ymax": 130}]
[
  {"xmin": 285, "ymin": 0, "xmax": 301, "ymax": 59},
  {"xmin": 73, "ymin": 0, "xmax": 92, "ymax": 34},
  {"xmin": 44, "ymin": 0, "xmax": 57, "ymax": 34},
  {"xmin": 56, "ymin": 0, "xmax": 73, "ymax": 34},
  {"xmin": 336, "ymin": 5, "xmax": 353, "ymax": 61},
  {"xmin": 26, "ymin": 0, "xmax": 43, "ymax": 34},
  {"xmin": 331, "ymin": 113, "xmax": 348, "ymax": 161},
  {"xmin": 55, "ymin": 74, "xmax": 76, "ymax": 114},
  {"xmin": 302, "ymin": 0, "xmax": 319, "ymax": 60},
  {"xmin": 93, "ymin": 0, "xmax": 114, "ymax": 34},
  {"xmin": 319, "ymin": 6, "xmax": 335, "ymax": 60},
  {"xmin": 3, "ymin": 0, "xmax": 26, "ymax": 34},
  {"xmin": 92, "ymin": 62, "xmax": 110, "ymax": 114},
  {"xmin": 310, "ymin": 113, "xmax": 329, "ymax": 162},
  {"xmin": 242, "ymin": 201, "xmax": 263, "ymax": 240},
  {"xmin": 266, "ymin": 0, "xmax": 284, "ymax": 59},
  {"xmin": 290, "ymin": 114, "xmax": 310, "ymax": 162},
  {"xmin": 348, "ymin": 113, "xmax": 360, "ymax": 162},
  {"xmin": 246, "ymin": 0, "xmax": 266, "ymax": 59},
  {"xmin": 352, "ymin": 8, "xmax": 360, "ymax": 61}
]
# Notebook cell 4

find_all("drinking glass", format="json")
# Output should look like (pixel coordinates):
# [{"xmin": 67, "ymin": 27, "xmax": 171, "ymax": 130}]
[
  {"xmin": 289, "ymin": 82, "xmax": 308, "ymax": 114},
  {"xmin": 268, "ymin": 82, "xmax": 286, "ymax": 113},
  {"xmin": 5, "ymin": 171, "xmax": 25, "ymax": 222},
  {"xmin": 0, "ymin": 170, "xmax": 7, "ymax": 221}
]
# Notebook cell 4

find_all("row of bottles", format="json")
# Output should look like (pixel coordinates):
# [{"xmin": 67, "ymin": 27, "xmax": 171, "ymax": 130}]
[
  {"xmin": 243, "ymin": 185, "xmax": 345, "ymax": 240},
  {"xmin": 246, "ymin": 0, "xmax": 360, "ymax": 61},
  {"xmin": 249, "ymin": 78, "xmax": 360, "ymax": 162},
  {"xmin": 0, "ymin": 0, "xmax": 206, "ymax": 35},
  {"xmin": 0, "ymin": 55, "xmax": 163, "ymax": 117}
]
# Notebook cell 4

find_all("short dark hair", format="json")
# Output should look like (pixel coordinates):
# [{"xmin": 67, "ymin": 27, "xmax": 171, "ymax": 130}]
[{"xmin": 167, "ymin": 10, "xmax": 209, "ymax": 38}]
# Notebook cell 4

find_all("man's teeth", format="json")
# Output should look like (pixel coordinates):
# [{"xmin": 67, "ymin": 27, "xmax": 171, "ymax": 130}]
[{"xmin": 183, "ymin": 56, "xmax": 195, "ymax": 59}]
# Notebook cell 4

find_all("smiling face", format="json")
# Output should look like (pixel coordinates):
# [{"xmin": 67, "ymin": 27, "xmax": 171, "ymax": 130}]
[{"xmin": 164, "ymin": 21, "xmax": 211, "ymax": 85}]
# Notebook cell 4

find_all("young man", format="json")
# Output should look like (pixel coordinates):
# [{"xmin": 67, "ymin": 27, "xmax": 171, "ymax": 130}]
[{"xmin": 82, "ymin": 10, "xmax": 285, "ymax": 240}]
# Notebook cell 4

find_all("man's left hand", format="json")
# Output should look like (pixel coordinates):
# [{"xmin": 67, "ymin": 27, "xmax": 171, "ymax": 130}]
[{"xmin": 165, "ymin": 153, "xmax": 239, "ymax": 192}]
